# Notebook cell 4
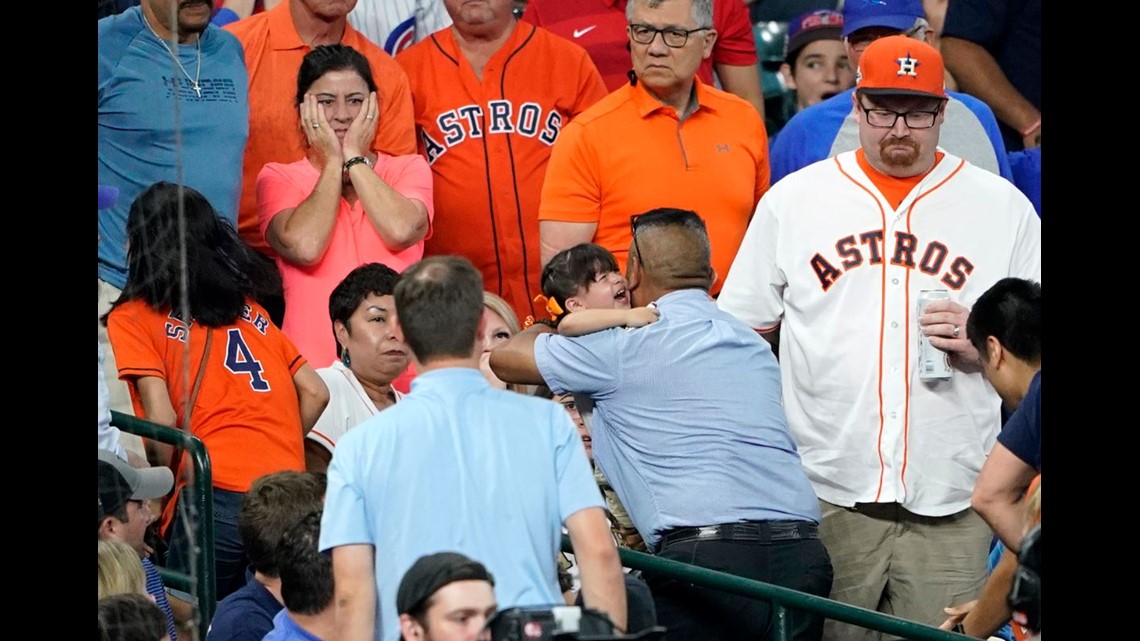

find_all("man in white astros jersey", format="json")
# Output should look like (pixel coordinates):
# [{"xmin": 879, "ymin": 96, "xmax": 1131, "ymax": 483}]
[{"xmin": 717, "ymin": 35, "xmax": 1041, "ymax": 641}]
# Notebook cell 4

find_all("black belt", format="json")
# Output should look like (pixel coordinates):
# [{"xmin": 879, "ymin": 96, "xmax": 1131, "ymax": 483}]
[{"xmin": 656, "ymin": 520, "xmax": 819, "ymax": 553}]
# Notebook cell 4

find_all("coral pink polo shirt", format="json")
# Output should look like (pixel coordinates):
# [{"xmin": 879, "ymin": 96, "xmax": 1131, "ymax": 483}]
[{"xmin": 257, "ymin": 153, "xmax": 434, "ymax": 368}]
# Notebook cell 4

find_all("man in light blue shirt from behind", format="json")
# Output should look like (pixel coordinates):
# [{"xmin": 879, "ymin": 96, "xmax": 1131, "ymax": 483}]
[
  {"xmin": 319, "ymin": 256, "xmax": 627, "ymax": 641},
  {"xmin": 490, "ymin": 209, "xmax": 833, "ymax": 641}
]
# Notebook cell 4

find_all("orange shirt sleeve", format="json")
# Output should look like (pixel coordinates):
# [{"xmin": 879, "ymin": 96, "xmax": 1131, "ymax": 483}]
[
  {"xmin": 262, "ymin": 304, "xmax": 306, "ymax": 377},
  {"xmin": 753, "ymin": 112, "xmax": 771, "ymax": 208},
  {"xmin": 538, "ymin": 119, "xmax": 603, "ymax": 224},
  {"xmin": 369, "ymin": 55, "xmax": 417, "ymax": 157},
  {"xmin": 107, "ymin": 304, "xmax": 166, "ymax": 382}
]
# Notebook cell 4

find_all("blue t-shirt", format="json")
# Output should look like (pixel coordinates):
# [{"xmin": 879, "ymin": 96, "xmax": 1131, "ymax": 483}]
[
  {"xmin": 942, "ymin": 0, "xmax": 1041, "ymax": 151},
  {"xmin": 997, "ymin": 370, "xmax": 1040, "ymax": 470},
  {"xmin": 262, "ymin": 610, "xmax": 324, "ymax": 641},
  {"xmin": 320, "ymin": 368, "xmax": 603, "ymax": 641},
  {"xmin": 768, "ymin": 87, "xmax": 1012, "ymax": 186},
  {"xmin": 205, "ymin": 575, "xmax": 282, "ymax": 641},
  {"xmin": 535, "ymin": 289, "xmax": 821, "ymax": 549},
  {"xmin": 98, "ymin": 6, "xmax": 249, "ymax": 289}
]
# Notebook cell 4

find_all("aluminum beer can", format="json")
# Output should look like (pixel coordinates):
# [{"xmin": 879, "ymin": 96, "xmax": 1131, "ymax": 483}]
[{"xmin": 917, "ymin": 289, "xmax": 952, "ymax": 381}]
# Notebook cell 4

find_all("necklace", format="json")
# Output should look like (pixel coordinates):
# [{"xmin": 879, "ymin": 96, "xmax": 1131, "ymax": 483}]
[{"xmin": 143, "ymin": 15, "xmax": 202, "ymax": 98}]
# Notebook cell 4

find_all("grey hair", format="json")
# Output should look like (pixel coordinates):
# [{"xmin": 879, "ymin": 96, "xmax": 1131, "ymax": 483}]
[{"xmin": 626, "ymin": 0, "xmax": 714, "ymax": 29}]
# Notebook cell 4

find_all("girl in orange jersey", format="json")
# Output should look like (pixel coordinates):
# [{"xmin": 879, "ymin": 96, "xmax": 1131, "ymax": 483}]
[{"xmin": 105, "ymin": 182, "xmax": 329, "ymax": 600}]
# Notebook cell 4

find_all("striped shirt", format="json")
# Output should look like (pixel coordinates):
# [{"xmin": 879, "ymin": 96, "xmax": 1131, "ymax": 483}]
[{"xmin": 143, "ymin": 557, "xmax": 178, "ymax": 641}]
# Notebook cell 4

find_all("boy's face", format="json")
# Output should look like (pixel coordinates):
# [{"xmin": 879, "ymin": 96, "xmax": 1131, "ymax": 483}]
[{"xmin": 570, "ymin": 271, "xmax": 630, "ymax": 310}]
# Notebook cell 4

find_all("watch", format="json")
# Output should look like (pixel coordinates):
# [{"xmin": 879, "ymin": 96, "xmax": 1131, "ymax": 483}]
[{"xmin": 343, "ymin": 156, "xmax": 373, "ymax": 173}]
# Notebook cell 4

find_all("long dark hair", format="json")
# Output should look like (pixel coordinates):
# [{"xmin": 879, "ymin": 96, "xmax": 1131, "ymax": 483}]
[{"xmin": 107, "ymin": 181, "xmax": 279, "ymax": 327}]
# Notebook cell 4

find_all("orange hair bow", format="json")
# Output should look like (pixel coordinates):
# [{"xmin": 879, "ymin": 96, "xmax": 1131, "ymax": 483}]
[{"xmin": 524, "ymin": 294, "xmax": 565, "ymax": 328}]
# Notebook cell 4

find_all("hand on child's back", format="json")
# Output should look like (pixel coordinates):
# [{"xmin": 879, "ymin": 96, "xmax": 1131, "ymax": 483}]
[{"xmin": 625, "ymin": 306, "xmax": 660, "ymax": 328}]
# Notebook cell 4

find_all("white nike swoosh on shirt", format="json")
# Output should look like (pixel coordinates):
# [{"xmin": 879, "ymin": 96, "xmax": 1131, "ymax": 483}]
[{"xmin": 573, "ymin": 25, "xmax": 597, "ymax": 38}]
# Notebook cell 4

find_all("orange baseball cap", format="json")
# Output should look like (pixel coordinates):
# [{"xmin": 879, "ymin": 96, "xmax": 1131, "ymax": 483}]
[{"xmin": 855, "ymin": 35, "xmax": 947, "ymax": 100}]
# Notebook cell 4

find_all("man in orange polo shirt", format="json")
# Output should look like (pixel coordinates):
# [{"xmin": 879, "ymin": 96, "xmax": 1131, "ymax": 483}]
[
  {"xmin": 226, "ymin": 0, "xmax": 417, "ymax": 263},
  {"xmin": 537, "ymin": 0, "xmax": 769, "ymax": 296}
]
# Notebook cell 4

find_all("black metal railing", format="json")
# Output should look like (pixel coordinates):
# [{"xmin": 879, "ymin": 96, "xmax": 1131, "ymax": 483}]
[
  {"xmin": 112, "ymin": 411, "xmax": 216, "ymax": 636},
  {"xmin": 562, "ymin": 535, "xmax": 971, "ymax": 641}
]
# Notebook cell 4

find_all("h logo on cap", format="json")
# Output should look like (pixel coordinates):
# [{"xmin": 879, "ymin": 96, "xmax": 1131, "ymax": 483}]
[{"xmin": 896, "ymin": 54, "xmax": 921, "ymax": 78}]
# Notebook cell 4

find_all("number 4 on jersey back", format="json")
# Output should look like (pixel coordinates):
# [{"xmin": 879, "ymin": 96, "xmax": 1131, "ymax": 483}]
[{"xmin": 224, "ymin": 328, "xmax": 271, "ymax": 391}]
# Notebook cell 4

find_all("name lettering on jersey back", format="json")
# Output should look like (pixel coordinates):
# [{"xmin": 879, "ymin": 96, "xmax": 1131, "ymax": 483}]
[
  {"xmin": 420, "ymin": 100, "xmax": 564, "ymax": 164},
  {"xmin": 811, "ymin": 230, "xmax": 975, "ymax": 291},
  {"xmin": 163, "ymin": 304, "xmax": 269, "ymax": 343}
]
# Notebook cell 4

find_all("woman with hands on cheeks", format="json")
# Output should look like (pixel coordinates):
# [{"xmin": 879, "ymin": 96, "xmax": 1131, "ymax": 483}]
[{"xmin": 256, "ymin": 44, "xmax": 434, "ymax": 370}]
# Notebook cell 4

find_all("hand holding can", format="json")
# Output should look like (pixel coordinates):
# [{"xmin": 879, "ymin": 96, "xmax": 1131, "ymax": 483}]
[{"xmin": 917, "ymin": 290, "xmax": 952, "ymax": 381}]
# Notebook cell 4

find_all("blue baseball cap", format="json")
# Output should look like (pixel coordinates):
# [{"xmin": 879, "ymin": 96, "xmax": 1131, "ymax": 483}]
[
  {"xmin": 841, "ymin": 0, "xmax": 924, "ymax": 38},
  {"xmin": 98, "ymin": 185, "xmax": 119, "ymax": 210}
]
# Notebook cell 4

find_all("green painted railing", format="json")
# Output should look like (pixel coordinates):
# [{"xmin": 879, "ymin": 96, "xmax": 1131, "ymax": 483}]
[
  {"xmin": 112, "ymin": 411, "xmax": 216, "ymax": 637},
  {"xmin": 561, "ymin": 535, "xmax": 971, "ymax": 641}
]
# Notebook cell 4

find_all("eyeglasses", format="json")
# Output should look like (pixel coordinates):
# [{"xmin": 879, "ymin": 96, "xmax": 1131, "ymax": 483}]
[
  {"xmin": 628, "ymin": 23, "xmax": 711, "ymax": 48},
  {"xmin": 858, "ymin": 101, "xmax": 942, "ymax": 129}
]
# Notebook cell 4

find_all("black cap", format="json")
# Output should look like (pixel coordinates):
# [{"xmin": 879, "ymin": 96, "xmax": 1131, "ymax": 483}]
[{"xmin": 396, "ymin": 552, "xmax": 495, "ymax": 615}]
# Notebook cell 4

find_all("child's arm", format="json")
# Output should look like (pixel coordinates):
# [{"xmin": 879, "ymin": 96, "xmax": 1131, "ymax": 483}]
[{"xmin": 558, "ymin": 306, "xmax": 660, "ymax": 337}]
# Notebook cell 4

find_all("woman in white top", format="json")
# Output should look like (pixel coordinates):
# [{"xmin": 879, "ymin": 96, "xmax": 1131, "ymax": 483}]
[{"xmin": 306, "ymin": 262, "xmax": 410, "ymax": 473}]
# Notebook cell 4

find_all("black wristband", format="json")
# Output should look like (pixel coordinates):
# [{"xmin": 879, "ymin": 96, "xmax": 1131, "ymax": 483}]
[{"xmin": 343, "ymin": 156, "xmax": 371, "ymax": 173}]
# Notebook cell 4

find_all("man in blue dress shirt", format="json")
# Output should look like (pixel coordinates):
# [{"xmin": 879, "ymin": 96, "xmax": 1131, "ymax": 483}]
[{"xmin": 491, "ymin": 208, "xmax": 833, "ymax": 641}]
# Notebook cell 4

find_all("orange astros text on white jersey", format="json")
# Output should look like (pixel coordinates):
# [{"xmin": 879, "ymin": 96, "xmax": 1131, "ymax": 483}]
[{"xmin": 718, "ymin": 150, "xmax": 1041, "ymax": 517}]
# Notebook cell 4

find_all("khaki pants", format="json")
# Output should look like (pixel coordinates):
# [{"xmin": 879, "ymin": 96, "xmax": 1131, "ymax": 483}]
[
  {"xmin": 98, "ymin": 278, "xmax": 145, "ymax": 460},
  {"xmin": 819, "ymin": 500, "xmax": 990, "ymax": 641}
]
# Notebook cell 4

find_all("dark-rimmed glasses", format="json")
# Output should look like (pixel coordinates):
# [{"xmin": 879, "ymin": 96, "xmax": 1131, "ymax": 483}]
[
  {"xmin": 628, "ymin": 23, "xmax": 711, "ymax": 48},
  {"xmin": 858, "ymin": 101, "xmax": 942, "ymax": 129}
]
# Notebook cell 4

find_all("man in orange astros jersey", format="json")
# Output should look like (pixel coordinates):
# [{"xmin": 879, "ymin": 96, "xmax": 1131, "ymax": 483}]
[{"xmin": 396, "ymin": 0, "xmax": 608, "ymax": 323}]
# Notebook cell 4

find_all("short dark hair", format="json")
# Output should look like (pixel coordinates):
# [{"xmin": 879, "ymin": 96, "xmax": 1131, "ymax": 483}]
[
  {"xmin": 630, "ymin": 207, "xmax": 714, "ymax": 291},
  {"xmin": 239, "ymin": 471, "xmax": 327, "ymax": 577},
  {"xmin": 329, "ymin": 262, "xmax": 402, "ymax": 357},
  {"xmin": 540, "ymin": 244, "xmax": 621, "ymax": 321},
  {"xmin": 966, "ymin": 277, "xmax": 1041, "ymax": 362},
  {"xmin": 98, "ymin": 593, "xmax": 166, "ymax": 641},
  {"xmin": 394, "ymin": 257, "xmax": 484, "ymax": 362},
  {"xmin": 278, "ymin": 511, "xmax": 333, "ymax": 615},
  {"xmin": 297, "ymin": 44, "xmax": 379, "ymax": 106}
]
